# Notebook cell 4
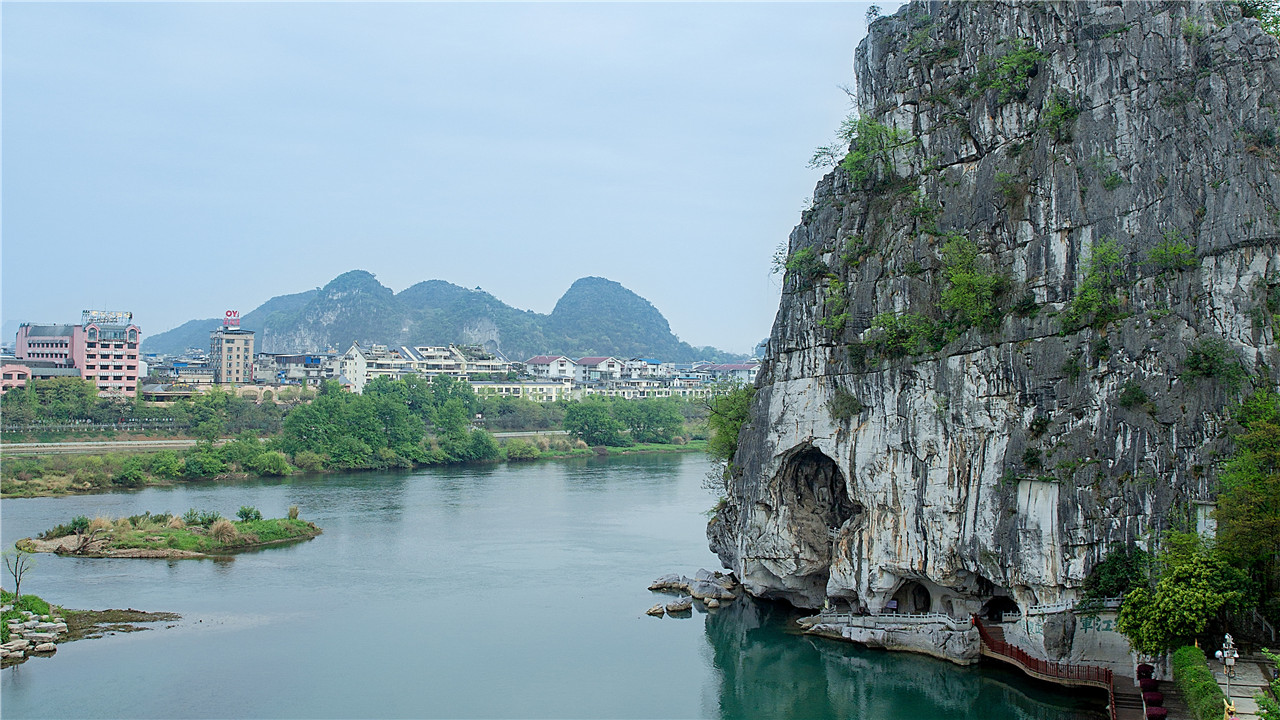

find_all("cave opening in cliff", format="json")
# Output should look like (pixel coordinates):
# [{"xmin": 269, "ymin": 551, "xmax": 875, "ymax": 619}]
[
  {"xmin": 778, "ymin": 445, "xmax": 858, "ymax": 532},
  {"xmin": 980, "ymin": 595, "xmax": 1020, "ymax": 622},
  {"xmin": 890, "ymin": 581, "xmax": 932, "ymax": 615}
]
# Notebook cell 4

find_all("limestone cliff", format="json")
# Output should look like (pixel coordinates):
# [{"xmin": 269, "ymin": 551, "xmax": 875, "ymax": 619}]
[{"xmin": 710, "ymin": 0, "xmax": 1280, "ymax": 628}]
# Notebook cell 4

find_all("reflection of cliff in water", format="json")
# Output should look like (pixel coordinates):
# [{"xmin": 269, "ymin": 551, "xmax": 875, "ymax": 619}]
[{"xmin": 703, "ymin": 598, "xmax": 1107, "ymax": 720}]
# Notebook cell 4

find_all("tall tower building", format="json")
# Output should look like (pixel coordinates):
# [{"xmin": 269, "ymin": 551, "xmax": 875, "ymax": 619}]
[{"xmin": 210, "ymin": 328, "xmax": 255, "ymax": 385}]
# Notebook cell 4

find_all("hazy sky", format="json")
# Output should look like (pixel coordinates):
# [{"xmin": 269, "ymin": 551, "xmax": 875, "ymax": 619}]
[{"xmin": 3, "ymin": 1, "xmax": 894, "ymax": 355}]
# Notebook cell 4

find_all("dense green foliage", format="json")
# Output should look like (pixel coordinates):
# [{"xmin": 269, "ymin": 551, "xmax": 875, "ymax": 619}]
[
  {"xmin": 706, "ymin": 385, "xmax": 755, "ymax": 464},
  {"xmin": 1083, "ymin": 545, "xmax": 1149, "ymax": 598},
  {"xmin": 500, "ymin": 438, "xmax": 541, "ymax": 462},
  {"xmin": 869, "ymin": 313, "xmax": 943, "ymax": 357},
  {"xmin": 818, "ymin": 277, "xmax": 850, "ymax": 332},
  {"xmin": 967, "ymin": 38, "xmax": 1047, "ymax": 102},
  {"xmin": 1041, "ymin": 91, "xmax": 1080, "ymax": 142},
  {"xmin": 279, "ymin": 377, "xmax": 501, "ymax": 467},
  {"xmin": 560, "ymin": 397, "xmax": 684, "ymax": 447},
  {"xmin": 839, "ymin": 118, "xmax": 917, "ymax": 186},
  {"xmin": 1182, "ymin": 337, "xmax": 1245, "ymax": 387},
  {"xmin": 563, "ymin": 399, "xmax": 626, "ymax": 446},
  {"xmin": 1147, "ymin": 232, "xmax": 1198, "ymax": 274},
  {"xmin": 784, "ymin": 248, "xmax": 829, "ymax": 290},
  {"xmin": 1117, "ymin": 533, "xmax": 1250, "ymax": 654},
  {"xmin": 1116, "ymin": 380, "xmax": 1149, "ymax": 409},
  {"xmin": 1062, "ymin": 238, "xmax": 1125, "ymax": 332},
  {"xmin": 0, "ymin": 379, "xmax": 283, "ymax": 436},
  {"xmin": 1216, "ymin": 391, "xmax": 1280, "ymax": 620},
  {"xmin": 1171, "ymin": 645, "xmax": 1230, "ymax": 720},
  {"xmin": 478, "ymin": 396, "xmax": 565, "ymax": 431},
  {"xmin": 939, "ymin": 234, "xmax": 1006, "ymax": 334}
]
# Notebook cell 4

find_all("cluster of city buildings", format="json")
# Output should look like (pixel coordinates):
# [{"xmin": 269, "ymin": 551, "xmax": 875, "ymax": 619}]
[
  {"xmin": 2, "ymin": 311, "xmax": 144, "ymax": 396},
  {"xmin": 2, "ymin": 311, "xmax": 759, "ymax": 404}
]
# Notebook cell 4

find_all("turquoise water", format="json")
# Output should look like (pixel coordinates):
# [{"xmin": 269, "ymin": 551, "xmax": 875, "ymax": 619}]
[{"xmin": 0, "ymin": 454, "xmax": 1106, "ymax": 718}]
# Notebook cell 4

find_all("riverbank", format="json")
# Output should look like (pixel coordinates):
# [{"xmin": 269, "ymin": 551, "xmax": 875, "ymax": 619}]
[
  {"xmin": 0, "ymin": 437, "xmax": 708, "ymax": 499},
  {"xmin": 18, "ymin": 514, "xmax": 322, "ymax": 558},
  {"xmin": 2, "ymin": 591, "xmax": 179, "ymax": 667}
]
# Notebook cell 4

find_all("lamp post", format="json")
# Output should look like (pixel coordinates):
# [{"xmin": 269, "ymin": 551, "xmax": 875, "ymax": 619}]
[{"xmin": 1215, "ymin": 634, "xmax": 1238, "ymax": 706}]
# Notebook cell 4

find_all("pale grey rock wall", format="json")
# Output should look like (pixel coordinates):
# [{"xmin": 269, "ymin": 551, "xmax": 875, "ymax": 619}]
[{"xmin": 711, "ymin": 0, "xmax": 1280, "ymax": 615}]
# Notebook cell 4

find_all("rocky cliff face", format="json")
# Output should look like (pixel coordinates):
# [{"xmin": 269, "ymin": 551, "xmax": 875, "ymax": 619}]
[{"xmin": 711, "ymin": 0, "xmax": 1280, "ymax": 623}]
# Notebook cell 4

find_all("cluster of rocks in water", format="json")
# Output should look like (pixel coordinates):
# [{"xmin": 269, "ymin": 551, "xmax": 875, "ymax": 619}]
[
  {"xmin": 645, "ymin": 569, "xmax": 739, "ymax": 617},
  {"xmin": 2, "ymin": 606, "xmax": 67, "ymax": 661}
]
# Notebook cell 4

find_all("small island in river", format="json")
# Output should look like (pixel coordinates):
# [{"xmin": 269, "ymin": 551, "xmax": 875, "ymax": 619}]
[{"xmin": 16, "ymin": 507, "xmax": 322, "ymax": 559}]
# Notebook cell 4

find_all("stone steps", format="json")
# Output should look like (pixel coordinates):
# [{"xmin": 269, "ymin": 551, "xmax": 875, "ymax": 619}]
[{"xmin": 2, "ymin": 609, "xmax": 67, "ymax": 661}]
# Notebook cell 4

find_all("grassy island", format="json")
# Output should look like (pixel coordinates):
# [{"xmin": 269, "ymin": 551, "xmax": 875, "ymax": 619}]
[{"xmin": 18, "ymin": 506, "xmax": 322, "ymax": 559}]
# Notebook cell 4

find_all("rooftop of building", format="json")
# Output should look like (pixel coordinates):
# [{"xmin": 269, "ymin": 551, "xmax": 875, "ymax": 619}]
[
  {"xmin": 20, "ymin": 324, "xmax": 76, "ymax": 337},
  {"xmin": 526, "ymin": 355, "xmax": 572, "ymax": 365}
]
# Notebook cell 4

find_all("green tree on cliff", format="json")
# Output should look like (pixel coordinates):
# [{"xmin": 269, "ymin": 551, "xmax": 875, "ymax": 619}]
[
  {"xmin": 706, "ymin": 384, "xmax": 755, "ymax": 464},
  {"xmin": 1117, "ymin": 533, "xmax": 1250, "ymax": 654}
]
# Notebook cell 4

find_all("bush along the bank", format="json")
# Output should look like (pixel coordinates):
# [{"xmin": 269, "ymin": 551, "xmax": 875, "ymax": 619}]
[
  {"xmin": 26, "ymin": 507, "xmax": 321, "ymax": 557},
  {"xmin": 1171, "ymin": 645, "xmax": 1228, "ymax": 720}
]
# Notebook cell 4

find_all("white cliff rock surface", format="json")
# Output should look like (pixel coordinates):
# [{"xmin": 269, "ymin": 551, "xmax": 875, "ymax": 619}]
[{"xmin": 710, "ymin": 0, "xmax": 1280, "ymax": 647}]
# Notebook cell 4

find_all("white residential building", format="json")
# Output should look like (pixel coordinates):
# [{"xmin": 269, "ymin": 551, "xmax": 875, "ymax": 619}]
[
  {"xmin": 525, "ymin": 355, "xmax": 576, "ymax": 380},
  {"xmin": 574, "ymin": 356, "xmax": 622, "ymax": 383},
  {"xmin": 471, "ymin": 378, "xmax": 574, "ymax": 403},
  {"xmin": 696, "ymin": 363, "xmax": 760, "ymax": 384}
]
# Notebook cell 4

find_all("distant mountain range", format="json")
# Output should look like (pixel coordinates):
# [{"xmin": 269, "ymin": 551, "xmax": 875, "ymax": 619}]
[{"xmin": 143, "ymin": 271, "xmax": 748, "ymax": 363}]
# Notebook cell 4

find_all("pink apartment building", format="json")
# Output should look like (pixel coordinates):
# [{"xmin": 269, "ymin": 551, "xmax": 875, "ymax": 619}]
[{"xmin": 12, "ymin": 310, "xmax": 143, "ymax": 396}]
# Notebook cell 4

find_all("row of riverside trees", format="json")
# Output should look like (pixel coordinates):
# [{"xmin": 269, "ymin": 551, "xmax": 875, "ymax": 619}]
[
  {"xmin": 279, "ymin": 376, "xmax": 498, "ymax": 469},
  {"xmin": 0, "ymin": 377, "xmax": 287, "ymax": 435},
  {"xmin": 1, "ymin": 375, "xmax": 730, "ymax": 483}
]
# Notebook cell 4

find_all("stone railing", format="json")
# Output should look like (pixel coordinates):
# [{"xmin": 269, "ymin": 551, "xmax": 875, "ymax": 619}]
[{"xmin": 816, "ymin": 611, "xmax": 966, "ymax": 631}]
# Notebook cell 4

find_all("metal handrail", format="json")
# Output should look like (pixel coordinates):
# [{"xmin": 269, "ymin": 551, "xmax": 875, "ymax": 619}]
[{"xmin": 971, "ymin": 616, "xmax": 1116, "ymax": 720}]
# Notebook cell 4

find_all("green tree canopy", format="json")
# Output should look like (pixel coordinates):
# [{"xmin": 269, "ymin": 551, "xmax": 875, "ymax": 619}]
[
  {"xmin": 706, "ymin": 384, "xmax": 755, "ymax": 463},
  {"xmin": 1116, "ymin": 533, "xmax": 1251, "ymax": 655},
  {"xmin": 612, "ymin": 399, "xmax": 684, "ymax": 444},
  {"xmin": 564, "ymin": 399, "xmax": 626, "ymax": 446}
]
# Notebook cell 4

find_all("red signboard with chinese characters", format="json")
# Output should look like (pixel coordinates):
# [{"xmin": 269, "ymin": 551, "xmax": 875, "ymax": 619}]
[{"xmin": 223, "ymin": 310, "xmax": 240, "ymax": 327}]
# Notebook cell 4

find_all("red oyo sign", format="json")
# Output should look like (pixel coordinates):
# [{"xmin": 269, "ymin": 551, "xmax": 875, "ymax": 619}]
[{"xmin": 223, "ymin": 310, "xmax": 240, "ymax": 327}]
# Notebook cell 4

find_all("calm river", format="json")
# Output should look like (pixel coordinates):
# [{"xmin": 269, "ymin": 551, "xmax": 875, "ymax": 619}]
[{"xmin": 1, "ymin": 453, "xmax": 1106, "ymax": 719}]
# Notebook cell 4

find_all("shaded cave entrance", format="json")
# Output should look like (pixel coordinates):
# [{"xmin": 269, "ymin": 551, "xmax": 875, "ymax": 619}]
[
  {"xmin": 778, "ymin": 445, "xmax": 859, "ymax": 537},
  {"xmin": 981, "ymin": 595, "xmax": 1021, "ymax": 623},
  {"xmin": 889, "ymin": 581, "xmax": 932, "ymax": 615},
  {"xmin": 768, "ymin": 445, "xmax": 860, "ymax": 608}
]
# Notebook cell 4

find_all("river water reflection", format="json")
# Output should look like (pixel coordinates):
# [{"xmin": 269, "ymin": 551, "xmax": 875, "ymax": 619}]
[{"xmin": 1, "ymin": 453, "xmax": 1105, "ymax": 718}]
